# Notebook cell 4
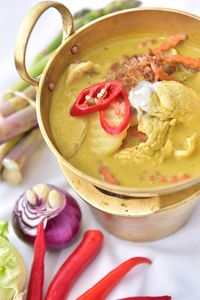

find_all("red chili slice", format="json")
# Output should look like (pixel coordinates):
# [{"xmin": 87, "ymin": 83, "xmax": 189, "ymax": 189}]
[
  {"xmin": 70, "ymin": 80, "xmax": 122, "ymax": 116},
  {"xmin": 100, "ymin": 90, "xmax": 131, "ymax": 135}
]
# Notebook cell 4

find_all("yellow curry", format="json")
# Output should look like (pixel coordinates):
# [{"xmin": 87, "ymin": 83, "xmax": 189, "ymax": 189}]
[{"xmin": 50, "ymin": 33, "xmax": 200, "ymax": 188}]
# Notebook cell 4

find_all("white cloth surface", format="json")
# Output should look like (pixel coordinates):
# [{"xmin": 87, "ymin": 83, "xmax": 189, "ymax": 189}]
[{"xmin": 1, "ymin": 0, "xmax": 200, "ymax": 299}]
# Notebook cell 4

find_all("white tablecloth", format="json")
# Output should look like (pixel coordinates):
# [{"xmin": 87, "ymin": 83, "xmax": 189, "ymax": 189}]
[{"xmin": 1, "ymin": 1, "xmax": 200, "ymax": 299}]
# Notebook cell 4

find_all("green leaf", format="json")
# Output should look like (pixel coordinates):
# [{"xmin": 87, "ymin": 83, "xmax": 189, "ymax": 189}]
[
  {"xmin": 0, "ymin": 221, "xmax": 8, "ymax": 241},
  {"xmin": 0, "ymin": 227, "xmax": 26, "ymax": 300}
]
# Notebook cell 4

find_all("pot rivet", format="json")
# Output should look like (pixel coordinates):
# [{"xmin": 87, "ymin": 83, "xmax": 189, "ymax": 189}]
[
  {"xmin": 48, "ymin": 82, "xmax": 55, "ymax": 91},
  {"xmin": 71, "ymin": 45, "xmax": 78, "ymax": 54}
]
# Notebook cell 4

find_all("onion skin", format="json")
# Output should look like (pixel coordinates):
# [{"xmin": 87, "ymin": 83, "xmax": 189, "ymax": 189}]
[
  {"xmin": 12, "ymin": 185, "xmax": 81, "ymax": 250},
  {"xmin": 45, "ymin": 194, "xmax": 81, "ymax": 250}
]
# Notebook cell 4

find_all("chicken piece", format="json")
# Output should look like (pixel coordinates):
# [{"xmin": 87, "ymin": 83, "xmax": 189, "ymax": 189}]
[
  {"xmin": 154, "ymin": 81, "xmax": 200, "ymax": 123},
  {"xmin": 116, "ymin": 117, "xmax": 172, "ymax": 161},
  {"xmin": 161, "ymin": 140, "xmax": 173, "ymax": 159},
  {"xmin": 116, "ymin": 80, "xmax": 200, "ymax": 162},
  {"xmin": 66, "ymin": 61, "xmax": 99, "ymax": 85}
]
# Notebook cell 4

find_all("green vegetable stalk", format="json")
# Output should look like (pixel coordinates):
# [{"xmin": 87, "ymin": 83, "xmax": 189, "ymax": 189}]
[
  {"xmin": 0, "ymin": 86, "xmax": 36, "ymax": 117},
  {"xmin": 74, "ymin": 0, "xmax": 141, "ymax": 28},
  {"xmin": 33, "ymin": 0, "xmax": 140, "ymax": 62},
  {"xmin": 0, "ymin": 135, "xmax": 23, "ymax": 170},
  {"xmin": 11, "ymin": 0, "xmax": 141, "ymax": 92},
  {"xmin": 0, "ymin": 221, "xmax": 26, "ymax": 300},
  {"xmin": 0, "ymin": 221, "xmax": 8, "ymax": 240},
  {"xmin": 0, "ymin": 106, "xmax": 37, "ymax": 144},
  {"xmin": 2, "ymin": 128, "xmax": 42, "ymax": 185},
  {"xmin": 12, "ymin": 52, "xmax": 53, "ymax": 92}
]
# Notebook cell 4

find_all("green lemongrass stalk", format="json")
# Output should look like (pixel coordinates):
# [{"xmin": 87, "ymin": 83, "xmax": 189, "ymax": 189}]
[
  {"xmin": 11, "ymin": 51, "xmax": 53, "ymax": 91},
  {"xmin": 74, "ymin": 0, "xmax": 141, "ymax": 28},
  {"xmin": 0, "ymin": 86, "xmax": 36, "ymax": 117},
  {"xmin": 33, "ymin": 1, "xmax": 140, "ymax": 62},
  {"xmin": 2, "ymin": 128, "xmax": 42, "ymax": 185},
  {"xmin": 0, "ymin": 135, "xmax": 23, "ymax": 170},
  {"xmin": 32, "ymin": 8, "xmax": 91, "ymax": 63},
  {"xmin": 11, "ymin": 0, "xmax": 140, "ymax": 92},
  {"xmin": 2, "ymin": 169, "xmax": 21, "ymax": 185},
  {"xmin": 32, "ymin": 34, "xmax": 62, "ymax": 63},
  {"xmin": 0, "ymin": 106, "xmax": 37, "ymax": 144},
  {"xmin": 2, "ymin": 127, "xmax": 41, "ymax": 171}
]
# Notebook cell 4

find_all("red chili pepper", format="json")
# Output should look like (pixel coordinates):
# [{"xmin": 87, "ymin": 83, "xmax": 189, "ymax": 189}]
[
  {"xmin": 76, "ymin": 257, "xmax": 151, "ymax": 300},
  {"xmin": 100, "ymin": 90, "xmax": 131, "ymax": 135},
  {"xmin": 70, "ymin": 80, "xmax": 122, "ymax": 116},
  {"xmin": 27, "ymin": 221, "xmax": 46, "ymax": 300},
  {"xmin": 116, "ymin": 297, "xmax": 171, "ymax": 300},
  {"xmin": 45, "ymin": 230, "xmax": 104, "ymax": 300}
]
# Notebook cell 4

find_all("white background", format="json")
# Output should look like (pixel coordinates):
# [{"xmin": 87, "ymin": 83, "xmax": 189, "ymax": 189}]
[{"xmin": 1, "ymin": 1, "xmax": 200, "ymax": 299}]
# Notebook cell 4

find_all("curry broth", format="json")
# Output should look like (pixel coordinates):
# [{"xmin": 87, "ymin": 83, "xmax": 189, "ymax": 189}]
[{"xmin": 50, "ymin": 34, "xmax": 200, "ymax": 188}]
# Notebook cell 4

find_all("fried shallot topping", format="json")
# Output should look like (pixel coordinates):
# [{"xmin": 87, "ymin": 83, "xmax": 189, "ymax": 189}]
[
  {"xmin": 108, "ymin": 33, "xmax": 200, "ymax": 90},
  {"xmin": 108, "ymin": 50, "xmax": 175, "ymax": 90}
]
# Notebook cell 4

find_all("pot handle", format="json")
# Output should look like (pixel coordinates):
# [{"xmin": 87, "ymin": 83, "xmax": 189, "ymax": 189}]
[{"xmin": 14, "ymin": 1, "xmax": 73, "ymax": 88}]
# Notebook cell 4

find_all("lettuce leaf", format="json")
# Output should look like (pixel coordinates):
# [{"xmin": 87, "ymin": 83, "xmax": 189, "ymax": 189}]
[
  {"xmin": 0, "ymin": 221, "xmax": 8, "ymax": 240},
  {"xmin": 0, "ymin": 221, "xmax": 26, "ymax": 300}
]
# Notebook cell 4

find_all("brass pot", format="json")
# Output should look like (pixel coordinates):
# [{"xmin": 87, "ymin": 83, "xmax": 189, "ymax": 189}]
[
  {"xmin": 61, "ymin": 166, "xmax": 200, "ymax": 241},
  {"xmin": 14, "ymin": 1, "xmax": 200, "ymax": 241}
]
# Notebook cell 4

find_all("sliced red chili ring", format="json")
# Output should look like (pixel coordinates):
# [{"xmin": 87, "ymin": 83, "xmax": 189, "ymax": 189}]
[
  {"xmin": 100, "ymin": 90, "xmax": 131, "ymax": 135},
  {"xmin": 70, "ymin": 80, "xmax": 122, "ymax": 116}
]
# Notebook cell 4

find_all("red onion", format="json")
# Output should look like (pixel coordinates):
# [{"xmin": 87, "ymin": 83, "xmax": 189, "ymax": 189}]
[{"xmin": 12, "ymin": 184, "xmax": 81, "ymax": 250}]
